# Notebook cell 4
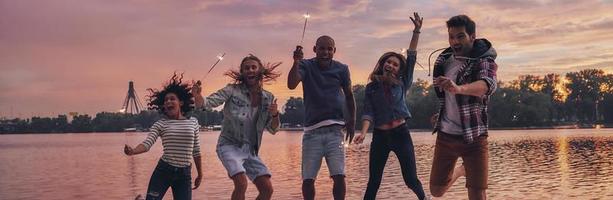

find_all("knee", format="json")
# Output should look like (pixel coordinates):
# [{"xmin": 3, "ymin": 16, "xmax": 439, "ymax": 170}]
[
  {"xmin": 303, "ymin": 179, "xmax": 315, "ymax": 186},
  {"xmin": 260, "ymin": 185, "xmax": 274, "ymax": 198},
  {"xmin": 256, "ymin": 176, "xmax": 274, "ymax": 196},
  {"xmin": 404, "ymin": 177, "xmax": 422, "ymax": 188},
  {"xmin": 263, "ymin": 186, "xmax": 274, "ymax": 197},
  {"xmin": 429, "ymin": 185, "xmax": 445, "ymax": 197},
  {"xmin": 232, "ymin": 174, "xmax": 249, "ymax": 191},
  {"xmin": 331, "ymin": 175, "xmax": 345, "ymax": 182}
]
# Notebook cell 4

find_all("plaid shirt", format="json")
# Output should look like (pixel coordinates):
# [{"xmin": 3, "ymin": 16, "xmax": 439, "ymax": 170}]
[{"xmin": 432, "ymin": 39, "xmax": 498, "ymax": 143}]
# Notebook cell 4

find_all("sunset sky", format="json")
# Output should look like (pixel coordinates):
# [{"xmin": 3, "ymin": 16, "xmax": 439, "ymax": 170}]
[{"xmin": 1, "ymin": 0, "xmax": 612, "ymax": 118}]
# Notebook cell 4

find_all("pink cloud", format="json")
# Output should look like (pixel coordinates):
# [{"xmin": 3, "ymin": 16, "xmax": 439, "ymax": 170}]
[{"xmin": 1, "ymin": 0, "xmax": 612, "ymax": 118}]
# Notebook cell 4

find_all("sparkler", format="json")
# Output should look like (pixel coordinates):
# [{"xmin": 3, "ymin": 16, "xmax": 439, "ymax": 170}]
[
  {"xmin": 197, "ymin": 53, "xmax": 226, "ymax": 85},
  {"xmin": 299, "ymin": 12, "xmax": 310, "ymax": 46}
]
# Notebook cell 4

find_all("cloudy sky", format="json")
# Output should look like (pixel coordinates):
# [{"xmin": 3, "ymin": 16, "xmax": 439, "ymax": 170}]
[{"xmin": 1, "ymin": 0, "xmax": 612, "ymax": 118}]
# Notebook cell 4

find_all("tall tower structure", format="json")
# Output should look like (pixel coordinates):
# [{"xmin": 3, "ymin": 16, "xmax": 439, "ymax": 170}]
[{"xmin": 120, "ymin": 81, "xmax": 144, "ymax": 114}]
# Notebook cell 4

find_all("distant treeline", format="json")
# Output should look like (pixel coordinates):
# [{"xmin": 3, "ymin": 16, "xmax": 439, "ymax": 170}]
[{"xmin": 1, "ymin": 69, "xmax": 612, "ymax": 134}]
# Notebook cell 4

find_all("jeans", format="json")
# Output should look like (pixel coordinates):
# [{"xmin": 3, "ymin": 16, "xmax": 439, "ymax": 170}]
[
  {"xmin": 364, "ymin": 124, "xmax": 426, "ymax": 200},
  {"xmin": 145, "ymin": 159, "xmax": 192, "ymax": 200}
]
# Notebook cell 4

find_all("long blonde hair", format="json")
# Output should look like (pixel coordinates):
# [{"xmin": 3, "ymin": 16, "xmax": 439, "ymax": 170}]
[{"xmin": 224, "ymin": 54, "xmax": 282, "ymax": 88}]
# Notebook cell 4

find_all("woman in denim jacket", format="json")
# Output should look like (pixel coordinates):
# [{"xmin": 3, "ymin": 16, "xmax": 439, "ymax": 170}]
[
  {"xmin": 193, "ymin": 55, "xmax": 281, "ymax": 200},
  {"xmin": 353, "ymin": 12, "xmax": 428, "ymax": 200}
]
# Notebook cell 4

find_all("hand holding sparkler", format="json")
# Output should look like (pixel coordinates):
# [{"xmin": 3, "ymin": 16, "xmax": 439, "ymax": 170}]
[
  {"xmin": 288, "ymin": 12, "xmax": 310, "ymax": 89},
  {"xmin": 193, "ymin": 53, "xmax": 225, "ymax": 108},
  {"xmin": 294, "ymin": 13, "xmax": 310, "ymax": 61},
  {"xmin": 196, "ymin": 53, "xmax": 226, "ymax": 86},
  {"xmin": 192, "ymin": 80, "xmax": 205, "ymax": 109},
  {"xmin": 294, "ymin": 46, "xmax": 304, "ymax": 61}
]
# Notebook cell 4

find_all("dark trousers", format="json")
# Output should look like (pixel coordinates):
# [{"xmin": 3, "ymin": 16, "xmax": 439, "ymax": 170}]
[
  {"xmin": 145, "ymin": 159, "xmax": 192, "ymax": 200},
  {"xmin": 364, "ymin": 124, "xmax": 426, "ymax": 200}
]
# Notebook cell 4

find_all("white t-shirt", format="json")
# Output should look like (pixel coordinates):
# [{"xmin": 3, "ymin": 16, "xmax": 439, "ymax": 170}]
[{"xmin": 440, "ymin": 57, "xmax": 464, "ymax": 135}]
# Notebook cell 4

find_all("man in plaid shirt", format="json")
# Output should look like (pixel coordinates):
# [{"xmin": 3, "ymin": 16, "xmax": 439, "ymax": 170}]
[{"xmin": 429, "ymin": 15, "xmax": 498, "ymax": 200}]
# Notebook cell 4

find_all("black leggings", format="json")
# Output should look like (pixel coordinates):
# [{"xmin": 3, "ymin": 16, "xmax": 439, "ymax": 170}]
[{"xmin": 363, "ymin": 124, "xmax": 426, "ymax": 200}]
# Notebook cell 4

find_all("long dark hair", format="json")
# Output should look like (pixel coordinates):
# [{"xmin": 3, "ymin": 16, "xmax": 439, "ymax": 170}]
[
  {"xmin": 147, "ymin": 72, "xmax": 194, "ymax": 115},
  {"xmin": 368, "ymin": 52, "xmax": 407, "ymax": 85},
  {"xmin": 224, "ymin": 54, "xmax": 281, "ymax": 87}
]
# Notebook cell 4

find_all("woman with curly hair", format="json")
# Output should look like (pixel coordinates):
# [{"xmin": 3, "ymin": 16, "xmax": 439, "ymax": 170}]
[
  {"xmin": 193, "ymin": 54, "xmax": 281, "ymax": 200},
  {"xmin": 124, "ymin": 73, "xmax": 202, "ymax": 200}
]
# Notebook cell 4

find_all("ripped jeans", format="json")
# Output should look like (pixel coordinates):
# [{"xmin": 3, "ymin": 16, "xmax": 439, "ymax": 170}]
[{"xmin": 145, "ymin": 159, "xmax": 192, "ymax": 200}]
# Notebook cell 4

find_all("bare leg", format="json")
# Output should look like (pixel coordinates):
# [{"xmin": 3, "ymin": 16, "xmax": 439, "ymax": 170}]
[
  {"xmin": 254, "ymin": 175, "xmax": 273, "ymax": 200},
  {"xmin": 231, "ymin": 173, "xmax": 249, "ymax": 200},
  {"xmin": 430, "ymin": 164, "xmax": 465, "ymax": 197}
]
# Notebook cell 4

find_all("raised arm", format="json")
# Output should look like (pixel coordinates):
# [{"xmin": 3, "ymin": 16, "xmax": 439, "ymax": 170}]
[
  {"xmin": 288, "ymin": 46, "xmax": 304, "ymax": 90},
  {"xmin": 408, "ymin": 12, "xmax": 422, "ymax": 52},
  {"xmin": 403, "ymin": 12, "xmax": 423, "ymax": 88}
]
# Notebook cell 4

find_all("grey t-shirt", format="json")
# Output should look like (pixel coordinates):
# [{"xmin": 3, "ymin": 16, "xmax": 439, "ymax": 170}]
[
  {"xmin": 246, "ymin": 106, "xmax": 259, "ymax": 147},
  {"xmin": 440, "ymin": 57, "xmax": 464, "ymax": 135}
]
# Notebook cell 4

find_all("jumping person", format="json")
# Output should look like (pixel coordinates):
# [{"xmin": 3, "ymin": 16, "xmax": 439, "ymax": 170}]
[
  {"xmin": 288, "ymin": 35, "xmax": 356, "ymax": 200},
  {"xmin": 353, "ymin": 12, "xmax": 427, "ymax": 200},
  {"xmin": 430, "ymin": 15, "xmax": 498, "ymax": 200},
  {"xmin": 124, "ymin": 73, "xmax": 202, "ymax": 200},
  {"xmin": 193, "ymin": 54, "xmax": 281, "ymax": 200}
]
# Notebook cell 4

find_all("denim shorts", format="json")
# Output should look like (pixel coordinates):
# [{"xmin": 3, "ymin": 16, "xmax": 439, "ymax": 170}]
[
  {"xmin": 302, "ymin": 125, "xmax": 345, "ymax": 180},
  {"xmin": 216, "ymin": 144, "xmax": 272, "ymax": 181}
]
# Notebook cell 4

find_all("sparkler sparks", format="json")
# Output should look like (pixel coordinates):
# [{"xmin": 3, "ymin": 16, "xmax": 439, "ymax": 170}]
[{"xmin": 299, "ymin": 12, "xmax": 310, "ymax": 46}]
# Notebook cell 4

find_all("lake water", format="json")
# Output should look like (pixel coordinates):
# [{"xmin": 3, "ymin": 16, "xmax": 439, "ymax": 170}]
[{"xmin": 0, "ymin": 129, "xmax": 612, "ymax": 200}]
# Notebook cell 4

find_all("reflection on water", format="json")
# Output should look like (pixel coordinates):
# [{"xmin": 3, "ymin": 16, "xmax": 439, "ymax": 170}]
[{"xmin": 1, "ymin": 129, "xmax": 612, "ymax": 199}]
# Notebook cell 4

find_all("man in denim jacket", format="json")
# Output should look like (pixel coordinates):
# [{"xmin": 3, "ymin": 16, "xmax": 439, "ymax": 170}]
[{"xmin": 194, "ymin": 55, "xmax": 281, "ymax": 200}]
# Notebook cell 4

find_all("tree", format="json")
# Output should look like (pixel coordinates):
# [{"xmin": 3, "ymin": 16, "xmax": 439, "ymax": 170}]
[
  {"xmin": 92, "ymin": 112, "xmax": 134, "ymax": 132},
  {"xmin": 406, "ymin": 79, "xmax": 438, "ymax": 129},
  {"xmin": 71, "ymin": 114, "xmax": 93, "ymax": 132},
  {"xmin": 353, "ymin": 84, "xmax": 366, "ymax": 130},
  {"xmin": 134, "ymin": 110, "xmax": 161, "ymax": 129},
  {"xmin": 565, "ymin": 69, "xmax": 607, "ymax": 122},
  {"xmin": 280, "ymin": 97, "xmax": 305, "ymax": 127},
  {"xmin": 193, "ymin": 110, "xmax": 223, "ymax": 127}
]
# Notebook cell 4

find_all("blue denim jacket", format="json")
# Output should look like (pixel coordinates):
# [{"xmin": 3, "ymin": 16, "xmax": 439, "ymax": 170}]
[
  {"xmin": 362, "ymin": 51, "xmax": 416, "ymax": 127},
  {"xmin": 202, "ymin": 84, "xmax": 278, "ymax": 155}
]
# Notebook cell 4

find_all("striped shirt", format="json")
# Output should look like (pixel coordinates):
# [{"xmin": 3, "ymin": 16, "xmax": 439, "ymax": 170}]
[{"xmin": 141, "ymin": 117, "xmax": 201, "ymax": 167}]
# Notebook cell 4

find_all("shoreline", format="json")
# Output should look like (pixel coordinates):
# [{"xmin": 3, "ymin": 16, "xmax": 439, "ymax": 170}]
[{"xmin": 1, "ymin": 124, "xmax": 611, "ymax": 135}]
